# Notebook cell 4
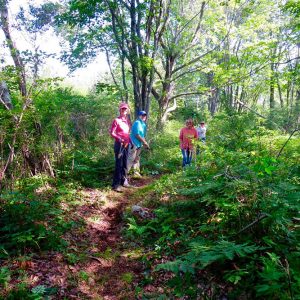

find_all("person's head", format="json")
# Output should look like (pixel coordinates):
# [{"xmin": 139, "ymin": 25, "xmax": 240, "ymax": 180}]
[
  {"xmin": 200, "ymin": 121, "xmax": 205, "ymax": 127},
  {"xmin": 138, "ymin": 110, "xmax": 147, "ymax": 121},
  {"xmin": 185, "ymin": 119, "xmax": 194, "ymax": 129},
  {"xmin": 119, "ymin": 102, "xmax": 130, "ymax": 116}
]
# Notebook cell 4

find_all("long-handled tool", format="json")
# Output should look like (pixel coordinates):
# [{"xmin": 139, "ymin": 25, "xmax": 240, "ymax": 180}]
[{"xmin": 118, "ymin": 143, "xmax": 125, "ymax": 159}]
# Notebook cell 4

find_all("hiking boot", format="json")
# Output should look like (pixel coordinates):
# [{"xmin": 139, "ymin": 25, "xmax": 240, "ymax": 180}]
[{"xmin": 112, "ymin": 186, "xmax": 123, "ymax": 193}]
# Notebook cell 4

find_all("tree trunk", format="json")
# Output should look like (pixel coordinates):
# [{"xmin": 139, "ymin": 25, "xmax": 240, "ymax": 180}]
[
  {"xmin": 270, "ymin": 61, "xmax": 275, "ymax": 109},
  {"xmin": 286, "ymin": 80, "xmax": 290, "ymax": 108},
  {"xmin": 276, "ymin": 76, "xmax": 283, "ymax": 108},
  {"xmin": 0, "ymin": 0, "xmax": 27, "ymax": 98},
  {"xmin": 207, "ymin": 72, "xmax": 218, "ymax": 115},
  {"xmin": 0, "ymin": 81, "xmax": 13, "ymax": 109},
  {"xmin": 295, "ymin": 90, "xmax": 300, "ymax": 122}
]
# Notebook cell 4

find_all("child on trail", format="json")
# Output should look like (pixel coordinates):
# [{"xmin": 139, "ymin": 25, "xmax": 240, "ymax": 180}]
[
  {"xmin": 109, "ymin": 102, "xmax": 131, "ymax": 192},
  {"xmin": 126, "ymin": 110, "xmax": 149, "ymax": 184},
  {"xmin": 179, "ymin": 119, "xmax": 198, "ymax": 167}
]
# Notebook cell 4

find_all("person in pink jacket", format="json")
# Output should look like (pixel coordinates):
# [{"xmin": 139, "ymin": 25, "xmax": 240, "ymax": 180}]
[
  {"xmin": 179, "ymin": 119, "xmax": 198, "ymax": 167},
  {"xmin": 109, "ymin": 102, "xmax": 131, "ymax": 192}
]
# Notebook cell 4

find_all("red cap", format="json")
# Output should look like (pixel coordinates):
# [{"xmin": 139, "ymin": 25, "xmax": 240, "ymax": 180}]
[{"xmin": 119, "ymin": 102, "xmax": 129, "ymax": 110}]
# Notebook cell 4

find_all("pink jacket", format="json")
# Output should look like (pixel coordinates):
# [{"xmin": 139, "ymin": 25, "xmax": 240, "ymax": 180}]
[
  {"xmin": 179, "ymin": 127, "xmax": 198, "ymax": 150},
  {"xmin": 110, "ymin": 116, "xmax": 131, "ymax": 143}
]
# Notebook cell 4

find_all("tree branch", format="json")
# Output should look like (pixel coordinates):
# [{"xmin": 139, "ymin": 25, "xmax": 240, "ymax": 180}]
[
  {"xmin": 276, "ymin": 56, "xmax": 300, "ymax": 65},
  {"xmin": 171, "ymin": 64, "xmax": 208, "ymax": 82},
  {"xmin": 105, "ymin": 48, "xmax": 119, "ymax": 87},
  {"xmin": 237, "ymin": 213, "xmax": 269, "ymax": 234},
  {"xmin": 276, "ymin": 128, "xmax": 299, "ymax": 159},
  {"xmin": 173, "ymin": 38, "xmax": 225, "ymax": 74},
  {"xmin": 151, "ymin": 87, "xmax": 160, "ymax": 100},
  {"xmin": 236, "ymin": 100, "xmax": 267, "ymax": 119},
  {"xmin": 190, "ymin": 1, "xmax": 206, "ymax": 45},
  {"xmin": 0, "ymin": 0, "xmax": 27, "ymax": 97},
  {"xmin": 169, "ymin": 91, "xmax": 205, "ymax": 101},
  {"xmin": 175, "ymin": 6, "xmax": 204, "ymax": 41},
  {"xmin": 154, "ymin": 66, "xmax": 163, "ymax": 80}
]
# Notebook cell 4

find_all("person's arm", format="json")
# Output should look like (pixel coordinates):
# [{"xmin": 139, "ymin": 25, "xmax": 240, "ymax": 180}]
[
  {"xmin": 135, "ymin": 134, "xmax": 149, "ymax": 149},
  {"xmin": 134, "ymin": 121, "xmax": 149, "ymax": 149},
  {"xmin": 179, "ymin": 128, "xmax": 185, "ymax": 149},
  {"xmin": 194, "ymin": 128, "xmax": 198, "ymax": 139},
  {"xmin": 110, "ymin": 119, "xmax": 123, "ymax": 142},
  {"xmin": 179, "ymin": 128, "xmax": 184, "ymax": 142}
]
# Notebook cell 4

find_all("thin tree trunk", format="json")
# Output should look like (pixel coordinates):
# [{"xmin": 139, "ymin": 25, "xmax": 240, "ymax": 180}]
[
  {"xmin": 105, "ymin": 48, "xmax": 119, "ymax": 87},
  {"xmin": 0, "ymin": 81, "xmax": 13, "ymax": 109},
  {"xmin": 277, "ymin": 76, "xmax": 283, "ymax": 108},
  {"xmin": 120, "ymin": 54, "xmax": 129, "ymax": 102},
  {"xmin": 207, "ymin": 73, "xmax": 218, "ymax": 115},
  {"xmin": 0, "ymin": 0, "xmax": 30, "ymax": 183},
  {"xmin": 295, "ymin": 90, "xmax": 300, "ymax": 120},
  {"xmin": 0, "ymin": 0, "xmax": 27, "ymax": 98},
  {"xmin": 286, "ymin": 81, "xmax": 290, "ymax": 108},
  {"xmin": 233, "ymin": 85, "xmax": 239, "ymax": 110},
  {"xmin": 270, "ymin": 61, "xmax": 275, "ymax": 109}
]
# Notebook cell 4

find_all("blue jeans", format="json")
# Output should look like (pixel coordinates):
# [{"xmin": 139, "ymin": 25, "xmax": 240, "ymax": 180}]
[{"xmin": 181, "ymin": 149, "xmax": 192, "ymax": 167}]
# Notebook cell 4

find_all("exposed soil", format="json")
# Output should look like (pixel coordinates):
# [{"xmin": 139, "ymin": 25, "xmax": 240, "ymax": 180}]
[{"xmin": 5, "ymin": 176, "xmax": 154, "ymax": 299}]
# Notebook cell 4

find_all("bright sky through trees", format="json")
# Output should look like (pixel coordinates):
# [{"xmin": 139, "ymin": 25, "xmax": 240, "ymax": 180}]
[{"xmin": 0, "ymin": 0, "xmax": 109, "ymax": 92}]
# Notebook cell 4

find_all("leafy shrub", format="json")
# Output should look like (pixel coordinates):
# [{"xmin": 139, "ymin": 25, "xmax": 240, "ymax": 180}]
[
  {"xmin": 0, "ymin": 283, "xmax": 57, "ymax": 300},
  {"xmin": 0, "ymin": 177, "xmax": 80, "ymax": 256},
  {"xmin": 126, "ymin": 113, "xmax": 300, "ymax": 298}
]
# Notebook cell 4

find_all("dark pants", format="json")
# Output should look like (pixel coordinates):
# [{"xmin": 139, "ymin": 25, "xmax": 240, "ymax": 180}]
[{"xmin": 112, "ymin": 141, "xmax": 128, "ymax": 188}]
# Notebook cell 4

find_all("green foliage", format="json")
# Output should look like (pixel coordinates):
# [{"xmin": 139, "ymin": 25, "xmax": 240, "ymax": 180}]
[
  {"xmin": 142, "ymin": 120, "xmax": 182, "ymax": 174},
  {"xmin": 0, "ymin": 193, "xmax": 61, "ymax": 255},
  {"xmin": 0, "ymin": 176, "xmax": 83, "ymax": 256},
  {"xmin": 78, "ymin": 271, "xmax": 90, "ymax": 282},
  {"xmin": 139, "ymin": 56, "xmax": 154, "ymax": 75},
  {"xmin": 62, "ymin": 149, "xmax": 114, "ymax": 188},
  {"xmin": 255, "ymin": 252, "xmax": 300, "ymax": 299},
  {"xmin": 0, "ymin": 267, "xmax": 11, "ymax": 288},
  {"xmin": 2, "ymin": 0, "xmax": 300, "ymax": 297},
  {"xmin": 157, "ymin": 240, "xmax": 261, "ymax": 273},
  {"xmin": 0, "ymin": 84, "xmax": 118, "ymax": 188},
  {"xmin": 0, "ymin": 283, "xmax": 57, "ymax": 300},
  {"xmin": 126, "ymin": 113, "xmax": 300, "ymax": 298},
  {"xmin": 121, "ymin": 272, "xmax": 134, "ymax": 284}
]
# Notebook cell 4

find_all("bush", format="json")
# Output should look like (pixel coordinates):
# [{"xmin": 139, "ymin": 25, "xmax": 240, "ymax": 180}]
[{"xmin": 126, "ymin": 113, "xmax": 300, "ymax": 299}]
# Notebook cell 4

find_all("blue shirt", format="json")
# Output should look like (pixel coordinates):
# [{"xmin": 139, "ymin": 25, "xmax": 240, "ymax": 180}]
[{"xmin": 130, "ymin": 118, "xmax": 147, "ymax": 148}]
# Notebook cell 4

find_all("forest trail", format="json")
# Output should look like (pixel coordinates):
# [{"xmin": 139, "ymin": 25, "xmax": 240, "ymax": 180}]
[{"xmin": 24, "ymin": 177, "xmax": 154, "ymax": 299}]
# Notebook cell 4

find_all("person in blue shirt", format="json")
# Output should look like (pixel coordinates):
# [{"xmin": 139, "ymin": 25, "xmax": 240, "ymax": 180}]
[{"xmin": 124, "ymin": 111, "xmax": 149, "ymax": 185}]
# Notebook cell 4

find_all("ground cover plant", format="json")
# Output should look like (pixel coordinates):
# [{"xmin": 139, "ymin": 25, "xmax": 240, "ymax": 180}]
[{"xmin": 127, "ymin": 113, "xmax": 300, "ymax": 299}]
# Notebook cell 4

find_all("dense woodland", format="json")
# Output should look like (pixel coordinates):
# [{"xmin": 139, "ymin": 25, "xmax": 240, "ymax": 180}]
[{"xmin": 0, "ymin": 0, "xmax": 299, "ymax": 299}]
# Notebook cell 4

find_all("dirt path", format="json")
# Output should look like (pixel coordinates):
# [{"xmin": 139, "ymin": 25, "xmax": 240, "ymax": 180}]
[{"xmin": 23, "ymin": 177, "xmax": 153, "ymax": 299}]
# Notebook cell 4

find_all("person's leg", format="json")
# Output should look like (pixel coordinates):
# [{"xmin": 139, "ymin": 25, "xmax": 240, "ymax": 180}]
[
  {"xmin": 181, "ymin": 149, "xmax": 187, "ymax": 167},
  {"xmin": 126, "ymin": 144, "xmax": 137, "ymax": 176},
  {"xmin": 112, "ymin": 141, "xmax": 122, "ymax": 189},
  {"xmin": 132, "ymin": 147, "xmax": 142, "ymax": 175},
  {"xmin": 121, "ymin": 146, "xmax": 129, "ymax": 186},
  {"xmin": 187, "ymin": 149, "xmax": 193, "ymax": 165}
]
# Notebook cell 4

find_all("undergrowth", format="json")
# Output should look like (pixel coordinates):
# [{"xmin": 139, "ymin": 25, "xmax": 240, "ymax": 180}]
[
  {"xmin": 0, "ymin": 174, "xmax": 86, "ymax": 297},
  {"xmin": 127, "ymin": 114, "xmax": 300, "ymax": 299}
]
